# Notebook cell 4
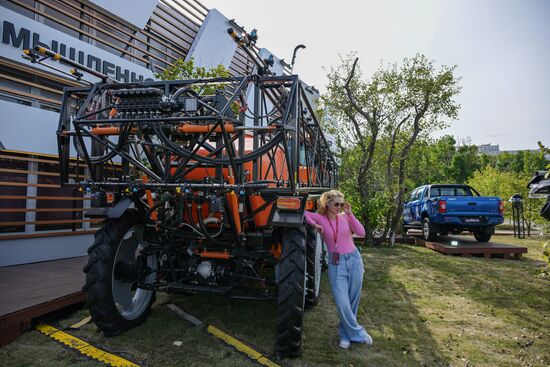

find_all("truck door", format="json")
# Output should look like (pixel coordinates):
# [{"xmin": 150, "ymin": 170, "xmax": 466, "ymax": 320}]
[
  {"xmin": 403, "ymin": 188, "xmax": 419, "ymax": 225},
  {"xmin": 410, "ymin": 186, "xmax": 425, "ymax": 225}
]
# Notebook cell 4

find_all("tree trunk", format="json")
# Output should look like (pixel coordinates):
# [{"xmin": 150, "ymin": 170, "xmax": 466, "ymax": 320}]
[
  {"xmin": 342, "ymin": 57, "xmax": 385, "ymax": 245},
  {"xmin": 358, "ymin": 149, "xmax": 376, "ymax": 246},
  {"xmin": 381, "ymin": 115, "xmax": 409, "ymax": 243},
  {"xmin": 388, "ymin": 107, "xmax": 427, "ymax": 246}
]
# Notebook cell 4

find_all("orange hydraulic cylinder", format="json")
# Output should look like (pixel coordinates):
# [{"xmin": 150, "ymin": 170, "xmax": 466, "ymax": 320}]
[
  {"xmin": 177, "ymin": 124, "xmax": 236, "ymax": 133},
  {"xmin": 225, "ymin": 175, "xmax": 242, "ymax": 234},
  {"xmin": 249, "ymin": 195, "xmax": 273, "ymax": 228},
  {"xmin": 199, "ymin": 251, "xmax": 230, "ymax": 259},
  {"xmin": 141, "ymin": 175, "xmax": 157, "ymax": 221},
  {"xmin": 90, "ymin": 127, "xmax": 138, "ymax": 135}
]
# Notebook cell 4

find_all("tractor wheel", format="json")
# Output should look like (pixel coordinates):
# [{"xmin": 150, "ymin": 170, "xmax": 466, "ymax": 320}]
[
  {"xmin": 276, "ymin": 227, "xmax": 307, "ymax": 357},
  {"xmin": 422, "ymin": 218, "xmax": 437, "ymax": 242},
  {"xmin": 474, "ymin": 231, "xmax": 492, "ymax": 242},
  {"xmin": 83, "ymin": 210, "xmax": 157, "ymax": 336},
  {"xmin": 321, "ymin": 241, "xmax": 329, "ymax": 270},
  {"xmin": 305, "ymin": 224, "xmax": 322, "ymax": 309}
]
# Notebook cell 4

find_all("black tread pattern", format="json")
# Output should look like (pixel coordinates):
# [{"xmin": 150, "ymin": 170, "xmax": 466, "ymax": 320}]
[
  {"xmin": 474, "ymin": 231, "xmax": 491, "ymax": 242},
  {"xmin": 423, "ymin": 218, "xmax": 437, "ymax": 242},
  {"xmin": 83, "ymin": 210, "xmax": 155, "ymax": 336},
  {"xmin": 305, "ymin": 224, "xmax": 320, "ymax": 309},
  {"xmin": 276, "ymin": 227, "xmax": 306, "ymax": 357}
]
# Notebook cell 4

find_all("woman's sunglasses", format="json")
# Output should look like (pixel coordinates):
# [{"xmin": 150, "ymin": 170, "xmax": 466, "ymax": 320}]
[{"xmin": 330, "ymin": 201, "xmax": 345, "ymax": 208}]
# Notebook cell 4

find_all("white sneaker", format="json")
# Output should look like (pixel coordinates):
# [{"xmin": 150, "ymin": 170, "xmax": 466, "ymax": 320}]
[
  {"xmin": 339, "ymin": 340, "xmax": 350, "ymax": 349},
  {"xmin": 362, "ymin": 333, "xmax": 373, "ymax": 346}
]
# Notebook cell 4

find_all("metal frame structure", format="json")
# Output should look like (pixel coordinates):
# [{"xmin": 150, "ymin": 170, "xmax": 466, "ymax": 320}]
[{"xmin": 56, "ymin": 75, "xmax": 336, "ymax": 196}]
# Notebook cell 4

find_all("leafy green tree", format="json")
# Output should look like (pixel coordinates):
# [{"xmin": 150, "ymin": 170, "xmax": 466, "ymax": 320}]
[
  {"xmin": 511, "ymin": 150, "xmax": 526, "ymax": 173},
  {"xmin": 386, "ymin": 55, "xmax": 461, "ymax": 245},
  {"xmin": 323, "ymin": 54, "xmax": 461, "ymax": 245},
  {"xmin": 496, "ymin": 151, "xmax": 515, "ymax": 172},
  {"xmin": 479, "ymin": 153, "xmax": 497, "ymax": 171},
  {"xmin": 449, "ymin": 144, "xmax": 481, "ymax": 183},
  {"xmin": 156, "ymin": 58, "xmax": 231, "ymax": 81},
  {"xmin": 466, "ymin": 166, "xmax": 525, "ymax": 213},
  {"xmin": 322, "ymin": 54, "xmax": 395, "ymax": 244},
  {"xmin": 522, "ymin": 149, "xmax": 548, "ymax": 175},
  {"xmin": 430, "ymin": 135, "xmax": 457, "ymax": 182},
  {"xmin": 405, "ymin": 135, "xmax": 458, "ymax": 185},
  {"xmin": 465, "ymin": 165, "xmax": 545, "ymax": 235}
]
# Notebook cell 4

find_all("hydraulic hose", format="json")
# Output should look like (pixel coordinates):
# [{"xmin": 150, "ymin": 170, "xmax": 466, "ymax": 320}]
[
  {"xmin": 153, "ymin": 123, "xmax": 284, "ymax": 165},
  {"xmin": 196, "ymin": 205, "xmax": 230, "ymax": 246}
]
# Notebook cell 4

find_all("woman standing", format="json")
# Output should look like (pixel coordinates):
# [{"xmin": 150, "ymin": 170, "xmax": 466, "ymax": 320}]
[{"xmin": 304, "ymin": 189, "xmax": 372, "ymax": 349}]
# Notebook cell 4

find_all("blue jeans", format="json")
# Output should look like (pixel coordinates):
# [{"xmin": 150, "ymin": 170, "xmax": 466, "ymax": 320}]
[{"xmin": 328, "ymin": 248, "xmax": 369, "ymax": 343}]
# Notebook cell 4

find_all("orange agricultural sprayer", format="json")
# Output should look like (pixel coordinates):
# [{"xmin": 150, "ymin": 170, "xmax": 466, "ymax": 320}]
[{"xmin": 24, "ymin": 29, "xmax": 337, "ymax": 356}]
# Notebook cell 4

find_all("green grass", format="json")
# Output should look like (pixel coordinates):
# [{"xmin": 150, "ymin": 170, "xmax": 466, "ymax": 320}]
[{"xmin": 1, "ymin": 235, "xmax": 549, "ymax": 366}]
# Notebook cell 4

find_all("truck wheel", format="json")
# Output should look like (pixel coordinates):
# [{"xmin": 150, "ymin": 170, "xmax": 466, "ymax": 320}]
[
  {"xmin": 422, "ymin": 218, "xmax": 437, "ymax": 242},
  {"xmin": 276, "ymin": 227, "xmax": 306, "ymax": 357},
  {"xmin": 474, "ymin": 231, "xmax": 492, "ymax": 242},
  {"xmin": 439, "ymin": 231, "xmax": 449, "ymax": 236},
  {"xmin": 305, "ymin": 224, "xmax": 322, "ymax": 309},
  {"xmin": 83, "ymin": 211, "xmax": 157, "ymax": 336}
]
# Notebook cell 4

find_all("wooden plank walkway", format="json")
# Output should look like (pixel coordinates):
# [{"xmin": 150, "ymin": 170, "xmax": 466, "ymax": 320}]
[
  {"xmin": 0, "ymin": 256, "xmax": 87, "ymax": 346},
  {"xmin": 396, "ymin": 233, "xmax": 528, "ymax": 259}
]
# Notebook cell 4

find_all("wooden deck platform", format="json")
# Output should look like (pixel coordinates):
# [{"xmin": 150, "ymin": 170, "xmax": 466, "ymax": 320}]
[
  {"xmin": 396, "ymin": 233, "xmax": 528, "ymax": 259},
  {"xmin": 0, "ymin": 256, "xmax": 87, "ymax": 346}
]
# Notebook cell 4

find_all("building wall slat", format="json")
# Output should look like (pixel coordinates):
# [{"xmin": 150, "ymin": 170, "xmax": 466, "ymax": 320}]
[
  {"xmin": 0, "ymin": 85, "xmax": 61, "ymax": 106},
  {"xmin": 0, "ymin": 218, "xmax": 101, "ymax": 226},
  {"xmin": 0, "ymin": 58, "xmax": 83, "ymax": 87},
  {"xmin": 0, "ymin": 229, "xmax": 96, "ymax": 240},
  {"xmin": 0, "ymin": 73, "xmax": 63, "ymax": 95},
  {"xmin": 161, "ymin": 0, "xmax": 203, "ymax": 29},
  {"xmin": 0, "ymin": 208, "xmax": 86, "ymax": 213},
  {"xmin": 8, "ymin": 0, "xmax": 168, "ymax": 70},
  {"xmin": 0, "ymin": 195, "xmax": 91, "ymax": 201},
  {"xmin": 54, "ymin": 0, "xmax": 182, "ymax": 63},
  {"xmin": 32, "ymin": 0, "xmax": 179, "ymax": 67}
]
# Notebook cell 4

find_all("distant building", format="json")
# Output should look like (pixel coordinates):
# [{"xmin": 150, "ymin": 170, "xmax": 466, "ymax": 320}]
[
  {"xmin": 477, "ymin": 144, "xmax": 500, "ymax": 155},
  {"xmin": 476, "ymin": 144, "xmax": 550, "ymax": 160}
]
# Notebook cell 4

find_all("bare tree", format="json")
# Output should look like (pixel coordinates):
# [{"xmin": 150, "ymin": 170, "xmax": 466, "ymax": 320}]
[
  {"xmin": 323, "ymin": 55, "xmax": 392, "ymax": 244},
  {"xmin": 323, "ymin": 54, "xmax": 461, "ymax": 246},
  {"xmin": 387, "ymin": 55, "xmax": 461, "ymax": 246}
]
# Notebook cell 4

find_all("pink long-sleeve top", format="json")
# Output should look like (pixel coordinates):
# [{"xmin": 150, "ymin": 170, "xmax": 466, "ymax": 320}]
[{"xmin": 304, "ymin": 211, "xmax": 365, "ymax": 255}]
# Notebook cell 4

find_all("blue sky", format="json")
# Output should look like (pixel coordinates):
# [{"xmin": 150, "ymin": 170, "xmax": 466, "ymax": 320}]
[{"xmin": 204, "ymin": 0, "xmax": 550, "ymax": 150}]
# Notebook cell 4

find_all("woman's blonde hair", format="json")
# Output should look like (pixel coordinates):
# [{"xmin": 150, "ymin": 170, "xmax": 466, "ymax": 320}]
[{"xmin": 318, "ymin": 189, "xmax": 344, "ymax": 215}]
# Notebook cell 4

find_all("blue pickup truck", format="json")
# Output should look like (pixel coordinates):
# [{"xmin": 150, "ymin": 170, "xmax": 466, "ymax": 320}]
[{"xmin": 403, "ymin": 184, "xmax": 504, "ymax": 242}]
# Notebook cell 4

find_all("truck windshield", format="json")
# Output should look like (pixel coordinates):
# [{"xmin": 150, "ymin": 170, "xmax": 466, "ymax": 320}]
[{"xmin": 430, "ymin": 186, "xmax": 472, "ymax": 197}]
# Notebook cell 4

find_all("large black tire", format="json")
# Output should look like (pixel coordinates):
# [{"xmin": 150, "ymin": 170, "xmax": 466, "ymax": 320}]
[
  {"xmin": 83, "ymin": 211, "xmax": 156, "ymax": 336},
  {"xmin": 422, "ymin": 217, "xmax": 437, "ymax": 242},
  {"xmin": 474, "ymin": 231, "xmax": 491, "ymax": 242},
  {"xmin": 321, "ymin": 241, "xmax": 329, "ymax": 271},
  {"xmin": 276, "ymin": 227, "xmax": 307, "ymax": 357},
  {"xmin": 305, "ymin": 224, "xmax": 322, "ymax": 309}
]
